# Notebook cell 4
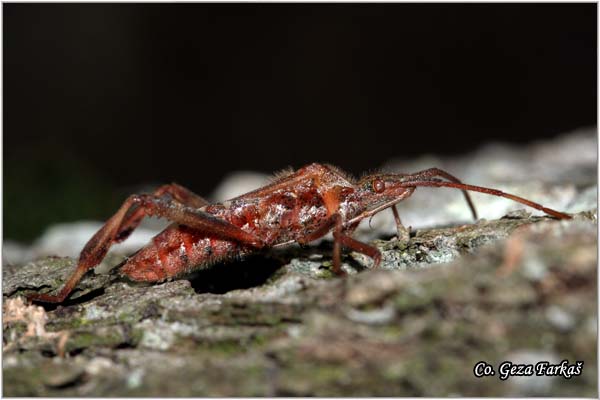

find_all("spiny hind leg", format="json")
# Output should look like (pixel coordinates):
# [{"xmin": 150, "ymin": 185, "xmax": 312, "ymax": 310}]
[
  {"xmin": 27, "ymin": 191, "xmax": 262, "ymax": 303},
  {"xmin": 115, "ymin": 183, "xmax": 209, "ymax": 243}
]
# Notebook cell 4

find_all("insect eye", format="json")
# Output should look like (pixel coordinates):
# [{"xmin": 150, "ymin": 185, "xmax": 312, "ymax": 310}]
[{"xmin": 372, "ymin": 179, "xmax": 385, "ymax": 193}]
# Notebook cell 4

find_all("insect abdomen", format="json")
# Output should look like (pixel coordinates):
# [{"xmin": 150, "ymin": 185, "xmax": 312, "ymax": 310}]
[{"xmin": 119, "ymin": 224, "xmax": 249, "ymax": 282}]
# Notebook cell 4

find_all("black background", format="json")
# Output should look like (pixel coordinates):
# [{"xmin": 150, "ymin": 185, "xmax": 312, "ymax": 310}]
[{"xmin": 4, "ymin": 4, "xmax": 597, "ymax": 241}]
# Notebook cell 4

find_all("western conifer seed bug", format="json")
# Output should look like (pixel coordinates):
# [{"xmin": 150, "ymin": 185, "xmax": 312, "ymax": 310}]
[{"xmin": 27, "ymin": 163, "xmax": 571, "ymax": 303}]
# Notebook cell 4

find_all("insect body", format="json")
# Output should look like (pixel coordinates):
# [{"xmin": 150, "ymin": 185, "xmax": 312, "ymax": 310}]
[{"xmin": 27, "ymin": 163, "xmax": 571, "ymax": 303}]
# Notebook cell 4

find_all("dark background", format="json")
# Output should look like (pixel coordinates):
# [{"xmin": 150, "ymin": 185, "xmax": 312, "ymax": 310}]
[{"xmin": 4, "ymin": 4, "xmax": 597, "ymax": 242}]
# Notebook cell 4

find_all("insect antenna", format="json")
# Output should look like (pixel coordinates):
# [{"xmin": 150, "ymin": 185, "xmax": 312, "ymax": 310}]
[{"xmin": 398, "ymin": 180, "xmax": 571, "ymax": 220}]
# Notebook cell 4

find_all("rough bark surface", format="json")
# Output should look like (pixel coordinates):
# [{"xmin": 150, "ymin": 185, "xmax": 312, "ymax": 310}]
[
  {"xmin": 3, "ymin": 131, "xmax": 597, "ymax": 396},
  {"xmin": 3, "ymin": 211, "xmax": 596, "ymax": 396}
]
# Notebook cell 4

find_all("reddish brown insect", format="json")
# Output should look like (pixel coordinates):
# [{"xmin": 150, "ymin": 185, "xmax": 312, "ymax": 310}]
[{"xmin": 27, "ymin": 163, "xmax": 571, "ymax": 303}]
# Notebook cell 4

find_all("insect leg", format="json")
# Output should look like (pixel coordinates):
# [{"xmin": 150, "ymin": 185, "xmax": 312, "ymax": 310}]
[
  {"xmin": 153, "ymin": 183, "xmax": 210, "ymax": 208},
  {"xmin": 391, "ymin": 205, "xmax": 411, "ymax": 243},
  {"xmin": 296, "ymin": 216, "xmax": 339, "ymax": 245},
  {"xmin": 299, "ymin": 213, "xmax": 380, "ymax": 274},
  {"xmin": 115, "ymin": 183, "xmax": 209, "ymax": 243},
  {"xmin": 332, "ymin": 216, "xmax": 381, "ymax": 274},
  {"xmin": 27, "ymin": 194, "xmax": 264, "ymax": 303}
]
